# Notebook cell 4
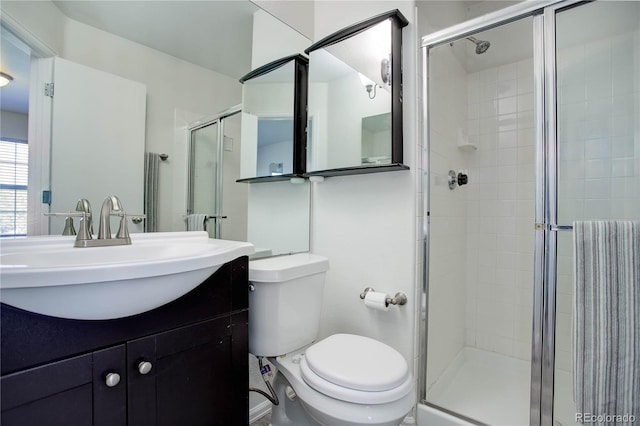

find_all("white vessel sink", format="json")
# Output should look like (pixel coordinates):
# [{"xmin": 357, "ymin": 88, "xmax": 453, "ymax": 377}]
[{"xmin": 0, "ymin": 231, "xmax": 254, "ymax": 320}]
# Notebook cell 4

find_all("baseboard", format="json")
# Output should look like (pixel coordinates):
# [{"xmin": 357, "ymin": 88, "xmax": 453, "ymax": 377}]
[{"xmin": 249, "ymin": 400, "xmax": 272, "ymax": 424}]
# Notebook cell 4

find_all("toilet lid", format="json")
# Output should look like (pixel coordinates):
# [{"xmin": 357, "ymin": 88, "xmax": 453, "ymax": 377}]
[{"xmin": 303, "ymin": 334, "xmax": 409, "ymax": 392}]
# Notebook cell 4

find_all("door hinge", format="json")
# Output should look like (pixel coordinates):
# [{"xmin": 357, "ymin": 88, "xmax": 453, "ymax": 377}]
[{"xmin": 44, "ymin": 83, "xmax": 54, "ymax": 97}]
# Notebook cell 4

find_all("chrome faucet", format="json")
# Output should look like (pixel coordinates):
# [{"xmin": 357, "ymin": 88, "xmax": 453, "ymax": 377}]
[
  {"xmin": 46, "ymin": 195, "xmax": 140, "ymax": 248},
  {"xmin": 98, "ymin": 195, "xmax": 124, "ymax": 239},
  {"xmin": 71, "ymin": 195, "xmax": 131, "ymax": 247}
]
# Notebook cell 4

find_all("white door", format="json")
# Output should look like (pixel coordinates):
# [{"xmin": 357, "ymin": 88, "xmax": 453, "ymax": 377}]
[{"xmin": 47, "ymin": 57, "xmax": 146, "ymax": 235}]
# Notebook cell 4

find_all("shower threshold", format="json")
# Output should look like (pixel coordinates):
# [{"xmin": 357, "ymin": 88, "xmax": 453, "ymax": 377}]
[{"xmin": 425, "ymin": 348, "xmax": 577, "ymax": 426}]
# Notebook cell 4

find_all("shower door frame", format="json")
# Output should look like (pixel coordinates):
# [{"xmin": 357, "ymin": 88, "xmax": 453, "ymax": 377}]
[
  {"xmin": 187, "ymin": 105, "xmax": 241, "ymax": 238},
  {"xmin": 419, "ymin": 0, "xmax": 586, "ymax": 424}
]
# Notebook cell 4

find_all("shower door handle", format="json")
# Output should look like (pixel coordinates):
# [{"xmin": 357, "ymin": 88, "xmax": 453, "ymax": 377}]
[
  {"xmin": 207, "ymin": 215, "xmax": 228, "ymax": 220},
  {"xmin": 208, "ymin": 215, "xmax": 228, "ymax": 239}
]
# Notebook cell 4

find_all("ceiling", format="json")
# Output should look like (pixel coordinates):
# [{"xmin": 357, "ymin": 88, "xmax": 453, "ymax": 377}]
[
  {"xmin": 52, "ymin": 0, "xmax": 259, "ymax": 80},
  {"xmin": 0, "ymin": 28, "xmax": 31, "ymax": 114},
  {"xmin": 1, "ymin": 1, "xmax": 262, "ymax": 115}
]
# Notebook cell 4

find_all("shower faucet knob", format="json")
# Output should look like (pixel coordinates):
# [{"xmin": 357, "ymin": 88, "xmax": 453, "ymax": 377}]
[
  {"xmin": 448, "ymin": 170, "xmax": 469, "ymax": 190},
  {"xmin": 457, "ymin": 173, "xmax": 468, "ymax": 186}
]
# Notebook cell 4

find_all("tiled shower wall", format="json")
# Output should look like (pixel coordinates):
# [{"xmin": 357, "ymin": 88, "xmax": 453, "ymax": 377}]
[
  {"xmin": 555, "ymin": 28, "xmax": 640, "ymax": 374},
  {"xmin": 463, "ymin": 58, "xmax": 535, "ymax": 361},
  {"xmin": 427, "ymin": 52, "xmax": 536, "ymax": 390}
]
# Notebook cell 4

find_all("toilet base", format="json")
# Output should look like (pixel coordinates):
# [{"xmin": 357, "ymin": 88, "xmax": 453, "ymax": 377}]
[{"xmin": 270, "ymin": 371, "xmax": 321, "ymax": 426}]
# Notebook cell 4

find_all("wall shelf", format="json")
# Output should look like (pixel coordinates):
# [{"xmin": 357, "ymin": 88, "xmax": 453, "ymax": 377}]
[
  {"xmin": 304, "ymin": 163, "xmax": 409, "ymax": 178},
  {"xmin": 236, "ymin": 174, "xmax": 305, "ymax": 184}
]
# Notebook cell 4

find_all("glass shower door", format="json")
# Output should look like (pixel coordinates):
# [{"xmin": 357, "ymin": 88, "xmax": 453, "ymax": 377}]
[
  {"xmin": 553, "ymin": 1, "xmax": 640, "ymax": 424},
  {"xmin": 424, "ymin": 15, "xmax": 537, "ymax": 425},
  {"xmin": 189, "ymin": 121, "xmax": 220, "ymax": 238}
]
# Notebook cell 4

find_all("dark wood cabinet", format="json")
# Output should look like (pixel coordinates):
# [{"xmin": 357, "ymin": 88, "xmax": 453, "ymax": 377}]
[
  {"xmin": 127, "ymin": 317, "xmax": 235, "ymax": 426},
  {"xmin": 1, "ymin": 344, "xmax": 126, "ymax": 426},
  {"xmin": 1, "ymin": 256, "xmax": 249, "ymax": 426}
]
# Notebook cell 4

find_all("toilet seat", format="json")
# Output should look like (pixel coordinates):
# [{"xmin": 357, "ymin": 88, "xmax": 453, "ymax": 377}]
[{"xmin": 299, "ymin": 334, "xmax": 413, "ymax": 404}]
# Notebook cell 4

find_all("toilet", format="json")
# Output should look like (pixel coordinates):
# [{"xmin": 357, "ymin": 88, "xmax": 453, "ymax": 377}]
[{"xmin": 248, "ymin": 253, "xmax": 415, "ymax": 426}]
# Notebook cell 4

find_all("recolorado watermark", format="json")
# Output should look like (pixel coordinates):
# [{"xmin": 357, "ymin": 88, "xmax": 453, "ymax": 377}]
[{"xmin": 576, "ymin": 413, "xmax": 636, "ymax": 423}]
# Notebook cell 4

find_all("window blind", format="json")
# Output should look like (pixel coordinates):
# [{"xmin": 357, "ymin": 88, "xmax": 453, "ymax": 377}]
[{"xmin": 0, "ymin": 139, "xmax": 28, "ymax": 237}]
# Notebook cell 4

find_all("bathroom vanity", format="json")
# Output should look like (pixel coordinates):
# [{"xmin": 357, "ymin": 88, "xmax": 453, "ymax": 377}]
[{"xmin": 0, "ymin": 256, "xmax": 249, "ymax": 426}]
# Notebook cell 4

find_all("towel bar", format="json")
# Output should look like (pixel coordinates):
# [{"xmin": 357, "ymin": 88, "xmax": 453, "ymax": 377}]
[{"xmin": 551, "ymin": 225, "xmax": 573, "ymax": 231}]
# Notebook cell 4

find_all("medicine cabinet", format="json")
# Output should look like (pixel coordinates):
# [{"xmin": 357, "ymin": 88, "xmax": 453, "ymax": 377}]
[
  {"xmin": 237, "ymin": 54, "xmax": 308, "ymax": 183},
  {"xmin": 304, "ymin": 10, "xmax": 409, "ymax": 177}
]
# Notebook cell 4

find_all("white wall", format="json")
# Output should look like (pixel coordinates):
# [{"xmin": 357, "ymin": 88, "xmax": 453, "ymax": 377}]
[
  {"xmin": 310, "ymin": 0, "xmax": 418, "ymax": 373},
  {"xmin": 308, "ymin": 82, "xmax": 329, "ymax": 170},
  {"xmin": 250, "ymin": 8, "xmax": 310, "ymax": 69},
  {"xmin": 247, "ymin": 180, "xmax": 310, "ymax": 255},
  {"xmin": 251, "ymin": 1, "xmax": 314, "ymax": 43},
  {"xmin": 241, "ymin": 81, "xmax": 295, "ymax": 178},
  {"xmin": 417, "ymin": 0, "xmax": 467, "ymax": 36},
  {"xmin": 256, "ymin": 141, "xmax": 292, "ymax": 176},
  {"xmin": 0, "ymin": 110, "xmax": 28, "ymax": 140},
  {"xmin": 1, "ymin": 1, "xmax": 65, "ymax": 55},
  {"xmin": 325, "ymin": 72, "xmax": 391, "ymax": 169}
]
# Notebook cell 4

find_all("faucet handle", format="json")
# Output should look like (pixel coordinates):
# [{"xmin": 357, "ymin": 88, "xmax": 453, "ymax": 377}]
[
  {"xmin": 62, "ymin": 217, "xmax": 76, "ymax": 236},
  {"xmin": 45, "ymin": 212, "xmax": 92, "ymax": 240},
  {"xmin": 116, "ymin": 213, "xmax": 129, "ymax": 240},
  {"xmin": 76, "ymin": 214, "xmax": 92, "ymax": 241},
  {"xmin": 114, "ymin": 213, "xmax": 145, "ymax": 239},
  {"xmin": 75, "ymin": 198, "xmax": 93, "ymax": 235}
]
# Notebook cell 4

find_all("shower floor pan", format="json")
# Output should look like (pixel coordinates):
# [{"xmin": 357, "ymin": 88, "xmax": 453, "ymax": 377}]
[{"xmin": 426, "ymin": 347, "xmax": 577, "ymax": 425}]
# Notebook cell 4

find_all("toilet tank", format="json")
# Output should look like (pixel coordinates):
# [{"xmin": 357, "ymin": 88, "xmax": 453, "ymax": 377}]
[{"xmin": 248, "ymin": 253, "xmax": 329, "ymax": 357}]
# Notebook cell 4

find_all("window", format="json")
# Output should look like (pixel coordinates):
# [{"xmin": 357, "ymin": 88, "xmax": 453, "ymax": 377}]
[{"xmin": 0, "ymin": 138, "xmax": 28, "ymax": 237}]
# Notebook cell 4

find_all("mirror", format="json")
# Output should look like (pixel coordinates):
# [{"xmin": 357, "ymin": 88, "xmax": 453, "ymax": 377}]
[
  {"xmin": 305, "ymin": 10, "xmax": 409, "ymax": 177},
  {"xmin": 0, "ymin": 1, "xmax": 312, "ymax": 255},
  {"xmin": 238, "ymin": 54, "xmax": 308, "ymax": 182}
]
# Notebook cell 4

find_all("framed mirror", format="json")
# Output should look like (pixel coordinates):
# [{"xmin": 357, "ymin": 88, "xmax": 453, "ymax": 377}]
[
  {"xmin": 305, "ymin": 9, "xmax": 409, "ymax": 177},
  {"xmin": 0, "ymin": 1, "xmax": 312, "ymax": 256},
  {"xmin": 237, "ymin": 54, "xmax": 308, "ymax": 183}
]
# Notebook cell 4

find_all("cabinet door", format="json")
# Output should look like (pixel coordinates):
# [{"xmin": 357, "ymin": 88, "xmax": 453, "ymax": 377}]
[
  {"xmin": 0, "ymin": 345, "xmax": 126, "ymax": 426},
  {"xmin": 1, "ymin": 353, "xmax": 92, "ymax": 426},
  {"xmin": 93, "ymin": 345, "xmax": 127, "ymax": 426},
  {"xmin": 128, "ymin": 317, "xmax": 240, "ymax": 426}
]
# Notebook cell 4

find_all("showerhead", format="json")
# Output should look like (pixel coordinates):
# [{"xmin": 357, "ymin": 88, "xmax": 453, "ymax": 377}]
[{"xmin": 466, "ymin": 36, "xmax": 491, "ymax": 54}]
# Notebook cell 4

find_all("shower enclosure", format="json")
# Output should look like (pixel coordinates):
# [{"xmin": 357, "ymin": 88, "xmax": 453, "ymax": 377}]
[
  {"xmin": 421, "ymin": 1, "xmax": 639, "ymax": 424},
  {"xmin": 188, "ymin": 106, "xmax": 247, "ymax": 240}
]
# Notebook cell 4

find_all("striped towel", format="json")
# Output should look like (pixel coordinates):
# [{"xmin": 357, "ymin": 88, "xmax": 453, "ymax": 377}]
[
  {"xmin": 573, "ymin": 221, "xmax": 640, "ymax": 421},
  {"xmin": 186, "ymin": 214, "xmax": 207, "ymax": 231}
]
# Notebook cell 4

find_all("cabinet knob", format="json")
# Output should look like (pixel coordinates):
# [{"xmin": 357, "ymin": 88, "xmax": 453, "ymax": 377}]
[
  {"xmin": 138, "ymin": 361, "xmax": 153, "ymax": 375},
  {"xmin": 105, "ymin": 372, "xmax": 121, "ymax": 387}
]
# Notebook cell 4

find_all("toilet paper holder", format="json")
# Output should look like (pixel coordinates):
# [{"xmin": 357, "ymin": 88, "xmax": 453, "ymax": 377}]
[{"xmin": 359, "ymin": 287, "xmax": 408, "ymax": 307}]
